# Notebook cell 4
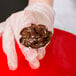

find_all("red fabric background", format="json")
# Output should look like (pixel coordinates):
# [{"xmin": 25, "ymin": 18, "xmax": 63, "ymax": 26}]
[{"xmin": 0, "ymin": 28, "xmax": 76, "ymax": 76}]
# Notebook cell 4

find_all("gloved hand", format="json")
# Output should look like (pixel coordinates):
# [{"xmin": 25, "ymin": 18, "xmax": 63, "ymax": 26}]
[{"xmin": 0, "ymin": 2, "xmax": 55, "ymax": 70}]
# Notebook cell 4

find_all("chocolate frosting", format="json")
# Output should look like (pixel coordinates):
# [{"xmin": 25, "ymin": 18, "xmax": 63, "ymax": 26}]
[{"xmin": 19, "ymin": 24, "xmax": 52, "ymax": 49}]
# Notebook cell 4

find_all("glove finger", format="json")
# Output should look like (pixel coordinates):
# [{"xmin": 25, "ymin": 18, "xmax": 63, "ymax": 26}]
[
  {"xmin": 38, "ymin": 47, "xmax": 46, "ymax": 60},
  {"xmin": 29, "ymin": 58, "xmax": 40, "ymax": 69},
  {"xmin": 18, "ymin": 42, "xmax": 40, "ymax": 69},
  {"xmin": 2, "ymin": 25, "xmax": 18, "ymax": 70}
]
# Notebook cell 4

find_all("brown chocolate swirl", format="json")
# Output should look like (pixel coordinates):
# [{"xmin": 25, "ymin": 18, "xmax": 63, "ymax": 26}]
[{"xmin": 19, "ymin": 24, "xmax": 52, "ymax": 49}]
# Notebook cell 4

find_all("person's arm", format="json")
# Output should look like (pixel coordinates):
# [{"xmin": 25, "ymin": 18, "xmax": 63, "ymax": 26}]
[{"xmin": 29, "ymin": 0, "xmax": 54, "ymax": 7}]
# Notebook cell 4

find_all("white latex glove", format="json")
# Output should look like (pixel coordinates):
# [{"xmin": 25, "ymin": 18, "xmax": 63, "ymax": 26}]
[{"xmin": 0, "ymin": 2, "xmax": 55, "ymax": 70}]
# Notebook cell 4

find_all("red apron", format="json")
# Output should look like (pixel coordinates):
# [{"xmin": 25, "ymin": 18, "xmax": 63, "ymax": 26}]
[{"xmin": 0, "ymin": 28, "xmax": 76, "ymax": 76}]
